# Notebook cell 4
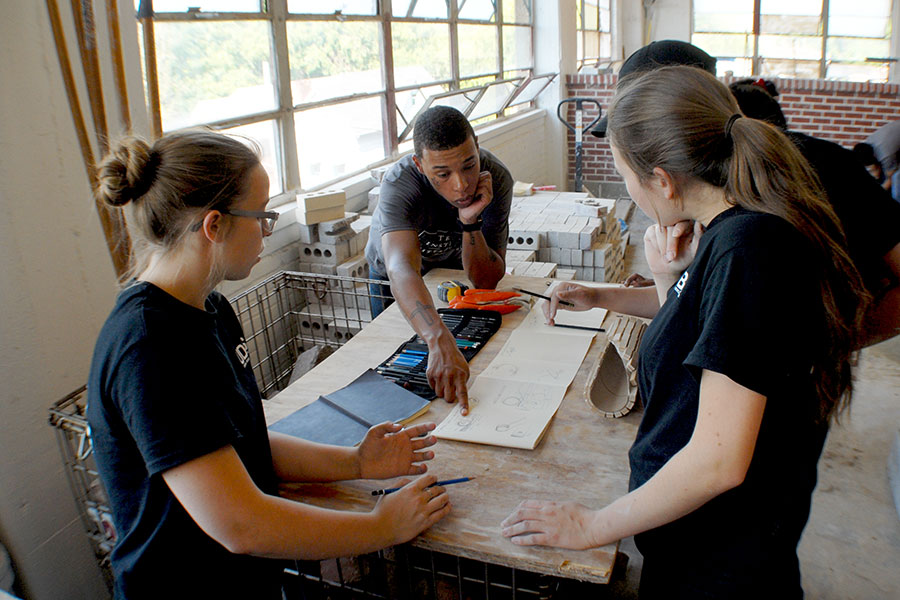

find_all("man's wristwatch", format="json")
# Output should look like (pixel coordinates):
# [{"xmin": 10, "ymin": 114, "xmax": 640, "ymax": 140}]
[{"xmin": 458, "ymin": 217, "xmax": 483, "ymax": 232}]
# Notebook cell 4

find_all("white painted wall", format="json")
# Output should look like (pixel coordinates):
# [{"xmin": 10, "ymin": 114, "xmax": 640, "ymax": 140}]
[{"xmin": 0, "ymin": 2, "xmax": 136, "ymax": 598}]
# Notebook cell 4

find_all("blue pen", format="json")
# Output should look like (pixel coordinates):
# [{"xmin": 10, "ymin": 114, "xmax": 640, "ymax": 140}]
[{"xmin": 371, "ymin": 476, "xmax": 475, "ymax": 496}]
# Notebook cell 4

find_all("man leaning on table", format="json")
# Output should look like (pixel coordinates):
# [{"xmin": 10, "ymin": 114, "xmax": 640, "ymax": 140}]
[{"xmin": 364, "ymin": 106, "xmax": 513, "ymax": 416}]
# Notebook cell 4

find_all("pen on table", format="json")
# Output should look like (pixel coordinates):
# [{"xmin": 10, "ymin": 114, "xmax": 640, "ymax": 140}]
[
  {"xmin": 371, "ymin": 477, "xmax": 475, "ymax": 496},
  {"xmin": 513, "ymin": 287, "xmax": 575, "ymax": 307},
  {"xmin": 553, "ymin": 323, "xmax": 605, "ymax": 332}
]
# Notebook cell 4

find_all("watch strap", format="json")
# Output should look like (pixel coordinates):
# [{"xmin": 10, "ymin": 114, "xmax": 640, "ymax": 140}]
[{"xmin": 458, "ymin": 218, "xmax": 483, "ymax": 232}]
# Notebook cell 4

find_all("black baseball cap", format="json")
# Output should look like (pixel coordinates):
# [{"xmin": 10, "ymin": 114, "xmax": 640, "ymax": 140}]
[{"xmin": 591, "ymin": 40, "xmax": 717, "ymax": 138}]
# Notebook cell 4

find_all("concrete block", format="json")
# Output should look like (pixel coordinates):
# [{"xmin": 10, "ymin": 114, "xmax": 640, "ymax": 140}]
[
  {"xmin": 298, "ymin": 313, "xmax": 334, "ymax": 335},
  {"xmin": 367, "ymin": 186, "xmax": 380, "ymax": 214},
  {"xmin": 319, "ymin": 212, "xmax": 359, "ymax": 233},
  {"xmin": 319, "ymin": 227, "xmax": 355, "ymax": 244},
  {"xmin": 298, "ymin": 205, "xmax": 345, "ymax": 225},
  {"xmin": 300, "ymin": 241, "xmax": 352, "ymax": 265},
  {"xmin": 511, "ymin": 262, "xmax": 532, "ymax": 276},
  {"xmin": 506, "ymin": 249, "xmax": 536, "ymax": 264},
  {"xmin": 579, "ymin": 225, "xmax": 599, "ymax": 249},
  {"xmin": 336, "ymin": 254, "xmax": 370, "ymax": 279},
  {"xmin": 592, "ymin": 242, "xmax": 614, "ymax": 267},
  {"xmin": 549, "ymin": 248, "xmax": 560, "ymax": 263},
  {"xmin": 555, "ymin": 268, "xmax": 576, "ymax": 281},
  {"xmin": 532, "ymin": 262, "xmax": 557, "ymax": 278},
  {"xmin": 537, "ymin": 248, "xmax": 551, "ymax": 262},
  {"xmin": 582, "ymin": 248, "xmax": 594, "ymax": 267},
  {"xmin": 298, "ymin": 189, "xmax": 346, "ymax": 211},
  {"xmin": 298, "ymin": 223, "xmax": 318, "ymax": 244},
  {"xmin": 309, "ymin": 263, "xmax": 337, "ymax": 275},
  {"xmin": 508, "ymin": 230, "xmax": 541, "ymax": 251},
  {"xmin": 557, "ymin": 226, "xmax": 581, "ymax": 249}
]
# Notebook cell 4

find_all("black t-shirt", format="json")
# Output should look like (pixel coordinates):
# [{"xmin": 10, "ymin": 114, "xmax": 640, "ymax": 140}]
[
  {"xmin": 788, "ymin": 130, "xmax": 900, "ymax": 297},
  {"xmin": 631, "ymin": 207, "xmax": 830, "ymax": 592},
  {"xmin": 87, "ymin": 282, "xmax": 283, "ymax": 600},
  {"xmin": 365, "ymin": 149, "xmax": 513, "ymax": 277}
]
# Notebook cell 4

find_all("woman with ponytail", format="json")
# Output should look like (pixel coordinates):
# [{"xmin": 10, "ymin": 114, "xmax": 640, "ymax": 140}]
[
  {"xmin": 87, "ymin": 130, "xmax": 449, "ymax": 600},
  {"xmin": 501, "ymin": 66, "xmax": 868, "ymax": 598}
]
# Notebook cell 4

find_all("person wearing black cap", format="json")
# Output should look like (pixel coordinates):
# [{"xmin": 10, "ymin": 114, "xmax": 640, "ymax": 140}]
[
  {"xmin": 730, "ymin": 80, "xmax": 900, "ymax": 346},
  {"xmin": 502, "ymin": 65, "xmax": 868, "ymax": 600},
  {"xmin": 590, "ymin": 40, "xmax": 717, "ymax": 139}
]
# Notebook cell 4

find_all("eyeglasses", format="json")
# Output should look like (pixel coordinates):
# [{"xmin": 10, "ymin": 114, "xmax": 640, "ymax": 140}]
[{"xmin": 190, "ymin": 208, "xmax": 279, "ymax": 234}]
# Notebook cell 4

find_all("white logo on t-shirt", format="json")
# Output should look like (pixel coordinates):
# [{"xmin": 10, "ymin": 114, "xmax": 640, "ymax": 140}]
[
  {"xmin": 674, "ymin": 271, "xmax": 689, "ymax": 297},
  {"xmin": 235, "ymin": 337, "xmax": 250, "ymax": 368}
]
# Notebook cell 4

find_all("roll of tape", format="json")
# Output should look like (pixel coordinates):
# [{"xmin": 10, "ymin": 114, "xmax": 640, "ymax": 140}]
[{"xmin": 438, "ymin": 281, "xmax": 461, "ymax": 303}]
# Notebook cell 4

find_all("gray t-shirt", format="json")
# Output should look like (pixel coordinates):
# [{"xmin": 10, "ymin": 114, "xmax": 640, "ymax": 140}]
[{"xmin": 365, "ymin": 149, "xmax": 513, "ymax": 277}]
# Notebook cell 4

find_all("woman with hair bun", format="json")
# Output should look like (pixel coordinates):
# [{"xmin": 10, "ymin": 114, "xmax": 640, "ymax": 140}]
[
  {"xmin": 501, "ymin": 67, "xmax": 868, "ymax": 598},
  {"xmin": 87, "ymin": 130, "xmax": 450, "ymax": 600}
]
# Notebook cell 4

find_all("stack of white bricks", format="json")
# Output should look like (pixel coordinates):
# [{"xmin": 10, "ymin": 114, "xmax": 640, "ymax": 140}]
[{"xmin": 507, "ymin": 191, "xmax": 626, "ymax": 283}]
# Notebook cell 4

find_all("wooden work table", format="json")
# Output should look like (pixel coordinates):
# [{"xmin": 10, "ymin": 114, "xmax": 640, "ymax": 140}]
[{"xmin": 263, "ymin": 268, "xmax": 641, "ymax": 584}]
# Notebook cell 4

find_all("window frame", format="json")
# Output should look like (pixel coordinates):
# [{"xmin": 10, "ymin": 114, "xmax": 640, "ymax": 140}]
[
  {"xmin": 691, "ymin": 0, "xmax": 893, "ymax": 81},
  {"xmin": 137, "ymin": 0, "xmax": 540, "ymax": 199},
  {"xmin": 576, "ymin": 0, "xmax": 613, "ymax": 71}
]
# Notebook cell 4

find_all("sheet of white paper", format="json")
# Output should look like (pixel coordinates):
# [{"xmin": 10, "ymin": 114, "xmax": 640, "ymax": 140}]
[
  {"xmin": 433, "ymin": 377, "xmax": 569, "ymax": 449},
  {"xmin": 434, "ymin": 287, "xmax": 608, "ymax": 449}
]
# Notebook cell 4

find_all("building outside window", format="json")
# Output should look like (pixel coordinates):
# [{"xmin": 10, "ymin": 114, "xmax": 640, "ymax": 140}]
[
  {"xmin": 693, "ymin": 0, "xmax": 893, "ymax": 82},
  {"xmin": 136, "ymin": 0, "xmax": 541, "ymax": 198}
]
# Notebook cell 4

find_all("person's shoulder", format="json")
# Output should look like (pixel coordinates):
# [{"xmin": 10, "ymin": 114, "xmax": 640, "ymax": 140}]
[
  {"xmin": 707, "ymin": 208, "xmax": 806, "ymax": 255},
  {"xmin": 382, "ymin": 154, "xmax": 421, "ymax": 185},
  {"xmin": 480, "ymin": 148, "xmax": 511, "ymax": 176}
]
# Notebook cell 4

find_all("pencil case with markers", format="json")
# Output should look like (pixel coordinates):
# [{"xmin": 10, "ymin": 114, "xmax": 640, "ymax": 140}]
[{"xmin": 375, "ymin": 309, "xmax": 502, "ymax": 400}]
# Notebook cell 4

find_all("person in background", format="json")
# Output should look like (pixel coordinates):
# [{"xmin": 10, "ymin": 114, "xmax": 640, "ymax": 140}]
[
  {"xmin": 88, "ymin": 130, "xmax": 450, "ymax": 600},
  {"xmin": 501, "ymin": 66, "xmax": 868, "ymax": 599},
  {"xmin": 853, "ymin": 119, "xmax": 900, "ymax": 201},
  {"xmin": 730, "ymin": 80, "xmax": 900, "ymax": 346},
  {"xmin": 365, "ymin": 106, "xmax": 513, "ymax": 415}
]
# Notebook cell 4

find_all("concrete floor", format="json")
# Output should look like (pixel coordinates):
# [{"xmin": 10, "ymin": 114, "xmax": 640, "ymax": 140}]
[{"xmin": 610, "ymin": 200, "xmax": 900, "ymax": 599}]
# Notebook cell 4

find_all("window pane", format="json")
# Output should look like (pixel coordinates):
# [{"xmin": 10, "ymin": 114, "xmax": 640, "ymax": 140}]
[
  {"xmin": 760, "ymin": 15, "xmax": 821, "ymax": 36},
  {"xmin": 826, "ymin": 61, "xmax": 889, "ymax": 82},
  {"xmin": 691, "ymin": 33, "xmax": 754, "ymax": 58},
  {"xmin": 396, "ymin": 84, "xmax": 446, "ymax": 131},
  {"xmin": 827, "ymin": 36, "xmax": 890, "ymax": 62},
  {"xmin": 760, "ymin": 0, "xmax": 822, "ymax": 17},
  {"xmin": 286, "ymin": 22, "xmax": 382, "ymax": 105},
  {"xmin": 584, "ymin": 31, "xmax": 599, "ymax": 58},
  {"xmin": 758, "ymin": 58, "xmax": 821, "ymax": 78},
  {"xmin": 694, "ymin": 0, "xmax": 754, "ymax": 33},
  {"xmin": 759, "ymin": 34, "xmax": 822, "ymax": 60},
  {"xmin": 459, "ymin": 0, "xmax": 496, "ymax": 21},
  {"xmin": 287, "ymin": 0, "xmax": 377, "ymax": 15},
  {"xmin": 392, "ymin": 0, "xmax": 448, "ymax": 18},
  {"xmin": 715, "ymin": 57, "xmax": 753, "ymax": 77},
  {"xmin": 585, "ymin": 1, "xmax": 599, "ymax": 30},
  {"xmin": 149, "ymin": 0, "xmax": 260, "ymax": 11},
  {"xmin": 829, "ymin": 0, "xmax": 891, "ymax": 38},
  {"xmin": 154, "ymin": 21, "xmax": 275, "ymax": 131},
  {"xmin": 392, "ymin": 23, "xmax": 451, "ymax": 87},
  {"xmin": 502, "ymin": 0, "xmax": 532, "ymax": 24},
  {"xmin": 469, "ymin": 81, "xmax": 518, "ymax": 120},
  {"xmin": 295, "ymin": 97, "xmax": 385, "ymax": 188},
  {"xmin": 503, "ymin": 25, "xmax": 532, "ymax": 71},
  {"xmin": 509, "ymin": 75, "xmax": 553, "ymax": 106},
  {"xmin": 599, "ymin": 32, "xmax": 612, "ymax": 58},
  {"xmin": 458, "ymin": 24, "xmax": 499, "ymax": 78},
  {"xmin": 599, "ymin": 3, "xmax": 611, "ymax": 31},
  {"xmin": 221, "ymin": 120, "xmax": 283, "ymax": 197}
]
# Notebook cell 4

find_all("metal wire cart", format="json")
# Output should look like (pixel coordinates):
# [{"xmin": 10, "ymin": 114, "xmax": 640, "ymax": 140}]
[{"xmin": 49, "ymin": 271, "xmax": 617, "ymax": 598}]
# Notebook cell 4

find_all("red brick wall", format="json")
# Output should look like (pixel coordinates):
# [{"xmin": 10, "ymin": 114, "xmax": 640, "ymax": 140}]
[{"xmin": 565, "ymin": 74, "xmax": 900, "ymax": 187}]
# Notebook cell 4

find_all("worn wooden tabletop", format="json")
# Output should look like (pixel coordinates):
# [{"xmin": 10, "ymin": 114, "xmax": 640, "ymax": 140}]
[{"xmin": 265, "ymin": 268, "xmax": 640, "ymax": 584}]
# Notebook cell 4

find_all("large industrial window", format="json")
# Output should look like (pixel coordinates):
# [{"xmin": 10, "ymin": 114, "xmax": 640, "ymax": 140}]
[
  {"xmin": 136, "ymin": 0, "xmax": 546, "ymax": 197},
  {"xmin": 693, "ymin": 0, "xmax": 893, "ymax": 82},
  {"xmin": 576, "ymin": 0, "xmax": 612, "ymax": 70}
]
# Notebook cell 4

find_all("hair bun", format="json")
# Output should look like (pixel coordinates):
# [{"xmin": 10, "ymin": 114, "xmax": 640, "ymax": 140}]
[{"xmin": 96, "ymin": 138, "xmax": 159, "ymax": 207}]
